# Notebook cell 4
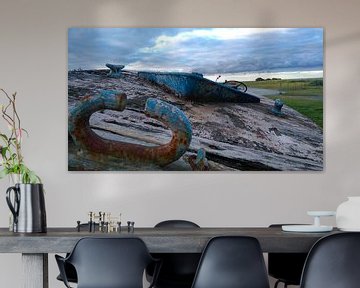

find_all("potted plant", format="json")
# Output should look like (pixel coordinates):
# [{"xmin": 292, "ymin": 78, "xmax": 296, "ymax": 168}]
[{"xmin": 0, "ymin": 89, "xmax": 46, "ymax": 233}]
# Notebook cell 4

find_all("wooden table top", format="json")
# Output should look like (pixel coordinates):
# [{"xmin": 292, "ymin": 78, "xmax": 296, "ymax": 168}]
[{"xmin": 0, "ymin": 227, "xmax": 339, "ymax": 253}]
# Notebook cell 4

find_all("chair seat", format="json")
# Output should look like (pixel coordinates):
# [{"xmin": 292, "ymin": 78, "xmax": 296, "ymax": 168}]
[{"xmin": 56, "ymin": 262, "xmax": 77, "ymax": 283}]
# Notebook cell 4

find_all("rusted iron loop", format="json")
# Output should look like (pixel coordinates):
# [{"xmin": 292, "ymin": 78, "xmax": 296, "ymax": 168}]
[{"xmin": 69, "ymin": 90, "xmax": 192, "ymax": 167}]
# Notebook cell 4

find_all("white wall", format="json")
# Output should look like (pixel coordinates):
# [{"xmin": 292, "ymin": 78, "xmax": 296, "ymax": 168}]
[{"xmin": 1, "ymin": 0, "xmax": 360, "ymax": 287}]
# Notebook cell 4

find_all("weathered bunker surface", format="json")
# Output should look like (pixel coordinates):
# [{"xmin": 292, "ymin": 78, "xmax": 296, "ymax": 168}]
[
  {"xmin": 68, "ymin": 70, "xmax": 323, "ymax": 171},
  {"xmin": 138, "ymin": 71, "xmax": 260, "ymax": 103}
]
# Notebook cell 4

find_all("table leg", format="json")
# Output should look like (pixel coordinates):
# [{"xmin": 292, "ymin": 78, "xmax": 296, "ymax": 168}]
[{"xmin": 22, "ymin": 253, "xmax": 48, "ymax": 288}]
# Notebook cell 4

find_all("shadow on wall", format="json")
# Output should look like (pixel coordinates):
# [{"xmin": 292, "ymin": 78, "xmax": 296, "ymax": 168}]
[
  {"xmin": 327, "ymin": 31, "xmax": 360, "ymax": 47},
  {"xmin": 94, "ymin": 0, "xmax": 184, "ymax": 24}
]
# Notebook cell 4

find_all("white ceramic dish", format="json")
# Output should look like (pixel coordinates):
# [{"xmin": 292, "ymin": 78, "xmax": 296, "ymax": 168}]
[
  {"xmin": 282, "ymin": 225, "xmax": 333, "ymax": 233},
  {"xmin": 307, "ymin": 211, "xmax": 336, "ymax": 217}
]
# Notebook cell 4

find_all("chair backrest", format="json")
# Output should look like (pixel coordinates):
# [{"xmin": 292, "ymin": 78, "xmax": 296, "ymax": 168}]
[
  {"xmin": 300, "ymin": 232, "xmax": 360, "ymax": 288},
  {"xmin": 67, "ymin": 237, "xmax": 154, "ymax": 288},
  {"xmin": 268, "ymin": 224, "xmax": 308, "ymax": 285},
  {"xmin": 155, "ymin": 220, "xmax": 200, "ymax": 228},
  {"xmin": 191, "ymin": 236, "xmax": 270, "ymax": 288},
  {"xmin": 151, "ymin": 220, "xmax": 201, "ymax": 285}
]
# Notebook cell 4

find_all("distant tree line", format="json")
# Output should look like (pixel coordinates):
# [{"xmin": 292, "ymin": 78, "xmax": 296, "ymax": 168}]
[
  {"xmin": 309, "ymin": 79, "xmax": 323, "ymax": 86},
  {"xmin": 255, "ymin": 77, "xmax": 282, "ymax": 81}
]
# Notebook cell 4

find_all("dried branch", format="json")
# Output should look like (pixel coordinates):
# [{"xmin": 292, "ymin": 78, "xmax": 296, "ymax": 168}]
[{"xmin": 0, "ymin": 88, "xmax": 39, "ymax": 183}]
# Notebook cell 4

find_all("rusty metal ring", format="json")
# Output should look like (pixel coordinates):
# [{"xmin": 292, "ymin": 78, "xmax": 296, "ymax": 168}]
[{"xmin": 69, "ymin": 90, "xmax": 192, "ymax": 167}]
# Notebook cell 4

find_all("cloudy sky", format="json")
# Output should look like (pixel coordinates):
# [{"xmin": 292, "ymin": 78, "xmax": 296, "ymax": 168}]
[{"xmin": 68, "ymin": 28, "xmax": 323, "ymax": 74}]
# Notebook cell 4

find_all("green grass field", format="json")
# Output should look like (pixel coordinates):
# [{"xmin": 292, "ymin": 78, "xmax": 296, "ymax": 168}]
[
  {"xmin": 244, "ymin": 78, "xmax": 323, "ymax": 96},
  {"xmin": 268, "ymin": 96, "xmax": 323, "ymax": 128},
  {"xmin": 244, "ymin": 78, "xmax": 323, "ymax": 128}
]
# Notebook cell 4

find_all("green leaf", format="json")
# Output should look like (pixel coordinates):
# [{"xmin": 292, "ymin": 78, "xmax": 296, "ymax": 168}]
[
  {"xmin": 21, "ymin": 128, "xmax": 29, "ymax": 137},
  {"xmin": 28, "ymin": 171, "xmax": 40, "ymax": 184},
  {"xmin": 0, "ymin": 168, "xmax": 9, "ymax": 179},
  {"xmin": 0, "ymin": 133, "xmax": 8, "ymax": 141},
  {"xmin": 18, "ymin": 164, "xmax": 41, "ymax": 184},
  {"xmin": 1, "ymin": 146, "xmax": 8, "ymax": 157}
]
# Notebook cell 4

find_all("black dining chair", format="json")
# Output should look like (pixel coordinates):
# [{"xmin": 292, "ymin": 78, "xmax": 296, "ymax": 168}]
[
  {"xmin": 191, "ymin": 236, "xmax": 270, "ymax": 288},
  {"xmin": 56, "ymin": 262, "xmax": 77, "ymax": 284},
  {"xmin": 55, "ymin": 237, "xmax": 161, "ymax": 288},
  {"xmin": 56, "ymin": 223, "xmax": 99, "ymax": 284},
  {"xmin": 300, "ymin": 232, "xmax": 360, "ymax": 288},
  {"xmin": 268, "ymin": 224, "xmax": 308, "ymax": 288},
  {"xmin": 146, "ymin": 220, "xmax": 201, "ymax": 288}
]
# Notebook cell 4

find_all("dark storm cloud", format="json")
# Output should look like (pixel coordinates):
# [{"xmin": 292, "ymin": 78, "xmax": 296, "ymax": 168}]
[
  {"xmin": 68, "ymin": 28, "xmax": 323, "ymax": 73},
  {"xmin": 68, "ymin": 28, "xmax": 187, "ymax": 69}
]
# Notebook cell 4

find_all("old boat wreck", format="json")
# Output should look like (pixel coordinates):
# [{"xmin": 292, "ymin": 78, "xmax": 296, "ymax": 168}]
[{"xmin": 68, "ymin": 67, "xmax": 323, "ymax": 171}]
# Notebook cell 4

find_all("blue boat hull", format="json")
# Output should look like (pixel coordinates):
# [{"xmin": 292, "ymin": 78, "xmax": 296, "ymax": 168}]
[{"xmin": 138, "ymin": 72, "xmax": 260, "ymax": 103}]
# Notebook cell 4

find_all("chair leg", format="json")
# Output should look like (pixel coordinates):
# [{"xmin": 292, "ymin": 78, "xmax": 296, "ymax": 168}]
[{"xmin": 274, "ymin": 280, "xmax": 289, "ymax": 288}]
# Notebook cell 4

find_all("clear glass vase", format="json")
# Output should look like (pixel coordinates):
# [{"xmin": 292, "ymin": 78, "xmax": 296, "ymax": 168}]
[{"xmin": 9, "ymin": 173, "xmax": 22, "ymax": 186}]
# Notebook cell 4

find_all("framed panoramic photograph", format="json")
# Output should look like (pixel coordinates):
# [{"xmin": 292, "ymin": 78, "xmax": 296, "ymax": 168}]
[{"xmin": 68, "ymin": 28, "xmax": 323, "ymax": 171}]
